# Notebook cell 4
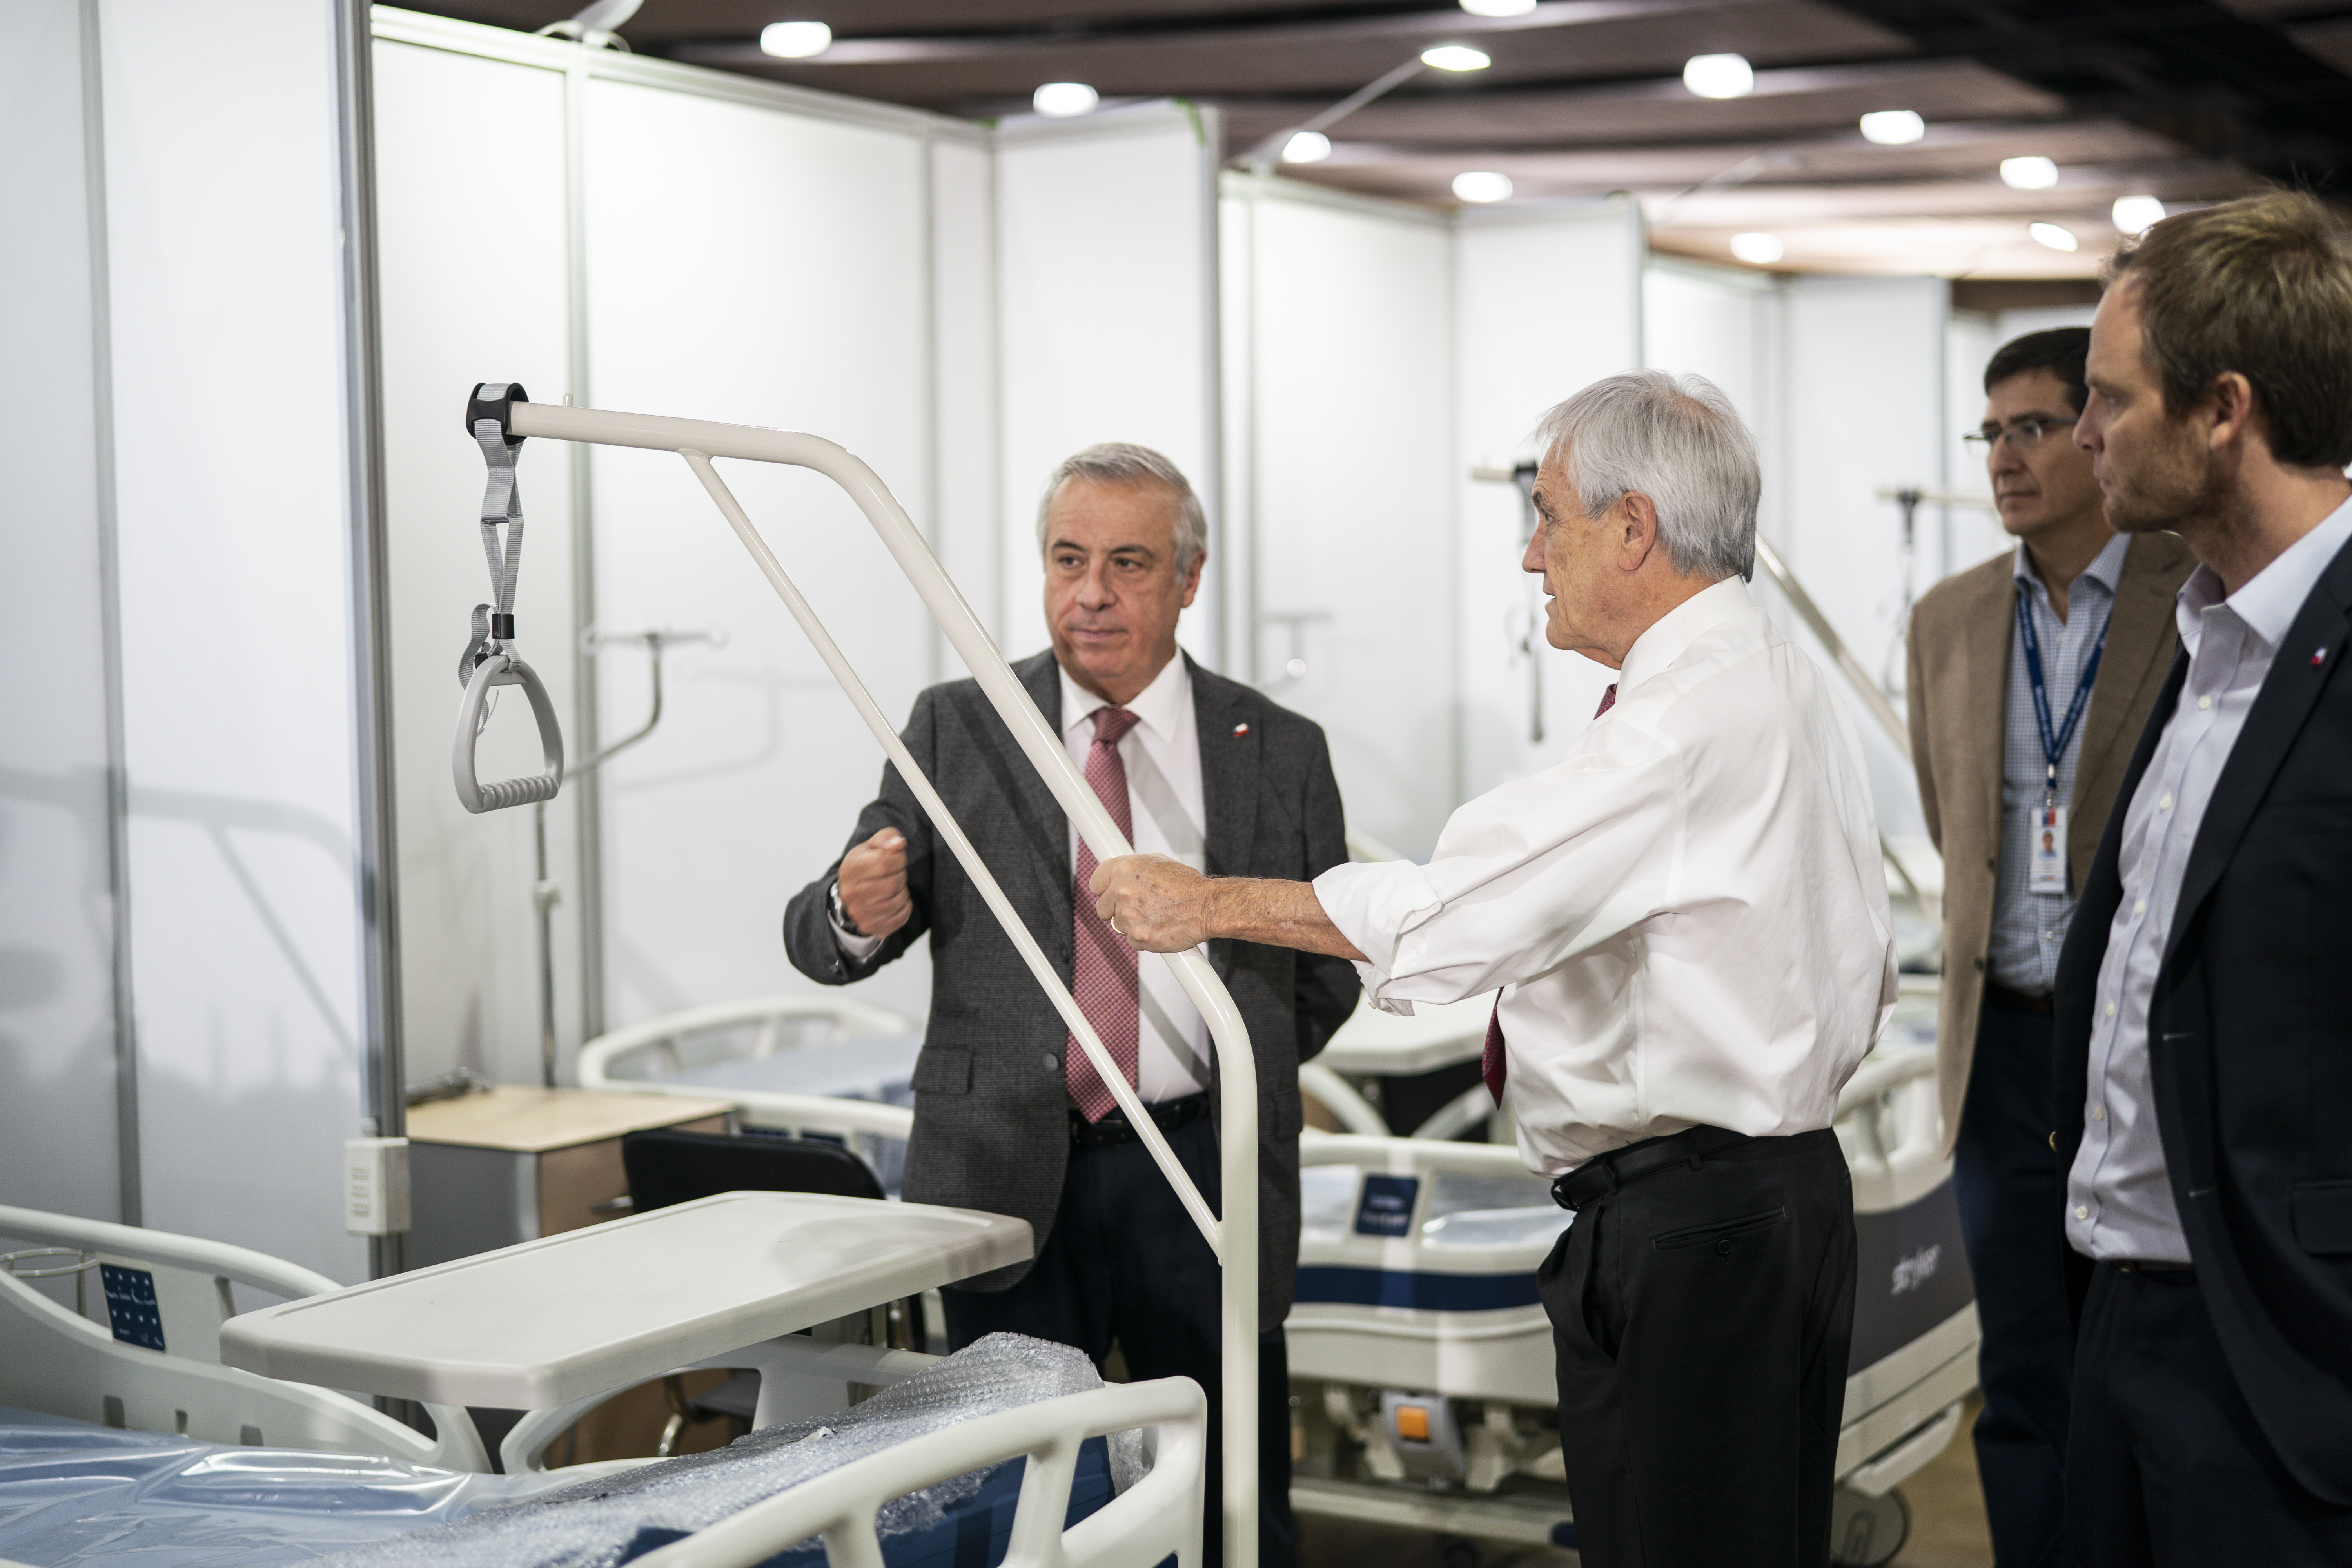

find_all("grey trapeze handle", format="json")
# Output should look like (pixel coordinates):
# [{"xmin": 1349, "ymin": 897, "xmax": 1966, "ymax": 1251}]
[
  {"xmin": 452, "ymin": 381, "xmax": 566, "ymax": 813},
  {"xmin": 454, "ymin": 650, "xmax": 565, "ymax": 813}
]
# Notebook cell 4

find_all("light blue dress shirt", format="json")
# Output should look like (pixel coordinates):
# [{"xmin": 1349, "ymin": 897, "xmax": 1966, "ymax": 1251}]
[
  {"xmin": 2066, "ymin": 498, "xmax": 2352, "ymax": 1263},
  {"xmin": 1988, "ymin": 532, "xmax": 2128, "ymax": 995}
]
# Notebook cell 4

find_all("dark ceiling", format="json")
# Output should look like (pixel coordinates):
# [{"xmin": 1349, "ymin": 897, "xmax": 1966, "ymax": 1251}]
[{"xmin": 396, "ymin": 0, "xmax": 2352, "ymax": 278}]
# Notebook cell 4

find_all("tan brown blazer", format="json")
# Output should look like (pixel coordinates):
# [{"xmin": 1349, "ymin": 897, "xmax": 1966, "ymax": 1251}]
[{"xmin": 1905, "ymin": 531, "xmax": 2194, "ymax": 1153}]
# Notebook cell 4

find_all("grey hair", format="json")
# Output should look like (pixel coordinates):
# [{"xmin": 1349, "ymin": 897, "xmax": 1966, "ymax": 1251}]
[
  {"xmin": 1035, "ymin": 443, "xmax": 1209, "ymax": 571},
  {"xmin": 1531, "ymin": 370, "xmax": 1759, "ymax": 582}
]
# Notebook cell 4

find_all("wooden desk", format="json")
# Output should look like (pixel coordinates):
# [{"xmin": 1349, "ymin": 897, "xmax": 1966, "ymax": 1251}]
[{"xmin": 406, "ymin": 1086, "xmax": 735, "ymax": 1269}]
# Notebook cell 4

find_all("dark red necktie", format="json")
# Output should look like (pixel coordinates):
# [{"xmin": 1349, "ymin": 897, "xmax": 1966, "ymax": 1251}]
[
  {"xmin": 1068, "ymin": 706, "xmax": 1143, "ymax": 1121},
  {"xmin": 1481, "ymin": 680, "xmax": 1620, "ymax": 1106}
]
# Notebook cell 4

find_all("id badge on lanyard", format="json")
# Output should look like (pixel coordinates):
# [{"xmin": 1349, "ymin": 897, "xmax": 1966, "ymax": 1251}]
[{"xmin": 2018, "ymin": 590, "xmax": 2108, "ymax": 896}]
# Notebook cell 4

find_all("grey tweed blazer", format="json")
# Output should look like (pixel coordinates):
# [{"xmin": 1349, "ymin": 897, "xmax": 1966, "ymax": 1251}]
[{"xmin": 783, "ymin": 650, "xmax": 1359, "ymax": 1328}]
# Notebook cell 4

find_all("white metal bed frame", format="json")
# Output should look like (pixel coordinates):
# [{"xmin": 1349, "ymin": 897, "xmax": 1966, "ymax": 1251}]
[{"xmin": 459, "ymin": 388, "xmax": 1264, "ymax": 1568}]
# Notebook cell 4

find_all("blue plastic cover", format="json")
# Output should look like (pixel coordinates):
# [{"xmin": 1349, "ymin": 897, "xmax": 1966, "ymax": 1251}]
[{"xmin": 0, "ymin": 1406, "xmax": 559, "ymax": 1566}]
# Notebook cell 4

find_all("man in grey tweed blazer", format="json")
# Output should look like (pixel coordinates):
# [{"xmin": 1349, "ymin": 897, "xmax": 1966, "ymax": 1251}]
[{"xmin": 783, "ymin": 443, "xmax": 1357, "ymax": 1568}]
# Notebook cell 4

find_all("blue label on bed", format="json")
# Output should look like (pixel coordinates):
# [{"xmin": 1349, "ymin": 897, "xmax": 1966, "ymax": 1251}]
[
  {"xmin": 99, "ymin": 1263, "xmax": 165, "ymax": 1351},
  {"xmin": 1354, "ymin": 1174, "xmax": 1420, "ymax": 1237}
]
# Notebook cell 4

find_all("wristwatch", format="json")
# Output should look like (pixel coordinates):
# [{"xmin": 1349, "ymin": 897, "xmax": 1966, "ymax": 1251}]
[{"xmin": 827, "ymin": 878, "xmax": 865, "ymax": 938}]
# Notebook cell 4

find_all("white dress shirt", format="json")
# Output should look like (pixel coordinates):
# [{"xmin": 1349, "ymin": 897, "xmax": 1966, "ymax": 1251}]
[
  {"xmin": 831, "ymin": 653, "xmax": 1211, "ymax": 1101},
  {"xmin": 1314, "ymin": 576, "xmax": 1898, "ymax": 1175},
  {"xmin": 2066, "ymin": 497, "xmax": 2352, "ymax": 1264}
]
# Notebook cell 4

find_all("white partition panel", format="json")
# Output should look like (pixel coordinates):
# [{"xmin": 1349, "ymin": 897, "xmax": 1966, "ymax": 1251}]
[
  {"xmin": 373, "ymin": 38, "xmax": 578, "ymax": 1085},
  {"xmin": 1454, "ymin": 201, "xmax": 1644, "ymax": 798},
  {"xmin": 98, "ymin": 0, "xmax": 367, "ymax": 1280},
  {"xmin": 582, "ymin": 77, "xmax": 942, "ymax": 1029},
  {"xmin": 0, "ymin": 0, "xmax": 126, "ymax": 1223},
  {"xmin": 995, "ymin": 102, "xmax": 1221, "ymax": 669},
  {"xmin": 933, "ymin": 138, "xmax": 1002, "ymax": 652},
  {"xmin": 1944, "ymin": 312, "xmax": 2006, "ymax": 577},
  {"xmin": 1221, "ymin": 178, "xmax": 1456, "ymax": 858}
]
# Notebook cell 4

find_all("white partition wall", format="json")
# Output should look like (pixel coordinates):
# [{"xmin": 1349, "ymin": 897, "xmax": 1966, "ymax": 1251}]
[
  {"xmin": 373, "ymin": 32, "xmax": 579, "ymax": 1086},
  {"xmin": 581, "ymin": 74, "xmax": 945, "ymax": 1032},
  {"xmin": 0, "ymin": 0, "xmax": 128, "ymax": 1225},
  {"xmin": 995, "ymin": 102, "xmax": 1223, "ymax": 669},
  {"xmin": 1454, "ymin": 200, "xmax": 1646, "ymax": 799},
  {"xmin": 1220, "ymin": 176, "xmax": 1456, "ymax": 857},
  {"xmin": 0, "ymin": 0, "xmax": 382, "ymax": 1281}
]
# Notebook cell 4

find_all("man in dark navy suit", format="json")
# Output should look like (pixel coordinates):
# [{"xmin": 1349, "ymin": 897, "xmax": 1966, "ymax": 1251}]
[{"xmin": 2056, "ymin": 191, "xmax": 2352, "ymax": 1564}]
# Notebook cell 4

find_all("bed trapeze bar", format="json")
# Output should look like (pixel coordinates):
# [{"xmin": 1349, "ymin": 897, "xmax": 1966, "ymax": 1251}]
[{"xmin": 492, "ymin": 394, "xmax": 1261, "ymax": 1568}]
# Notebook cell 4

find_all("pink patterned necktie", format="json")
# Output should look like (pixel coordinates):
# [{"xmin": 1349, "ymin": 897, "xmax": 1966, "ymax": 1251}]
[
  {"xmin": 1482, "ymin": 680, "xmax": 1620, "ymax": 1106},
  {"xmin": 1068, "ymin": 706, "xmax": 1143, "ymax": 1121}
]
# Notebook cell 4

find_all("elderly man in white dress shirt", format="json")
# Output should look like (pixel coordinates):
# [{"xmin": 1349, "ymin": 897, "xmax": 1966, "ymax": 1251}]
[{"xmin": 1095, "ymin": 370, "xmax": 1898, "ymax": 1568}]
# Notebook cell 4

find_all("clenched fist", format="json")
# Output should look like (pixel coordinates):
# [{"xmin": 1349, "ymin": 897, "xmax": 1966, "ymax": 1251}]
[{"xmin": 837, "ymin": 828, "xmax": 913, "ymax": 938}]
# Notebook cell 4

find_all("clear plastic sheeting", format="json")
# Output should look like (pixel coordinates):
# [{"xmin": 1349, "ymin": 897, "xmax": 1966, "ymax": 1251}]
[
  {"xmin": 0, "ymin": 1405, "xmax": 562, "ymax": 1566},
  {"xmin": 329, "ymin": 1334, "xmax": 1142, "ymax": 1568}
]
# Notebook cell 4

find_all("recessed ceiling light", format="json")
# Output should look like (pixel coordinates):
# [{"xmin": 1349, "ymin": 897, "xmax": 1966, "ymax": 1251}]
[
  {"xmin": 1452, "ymin": 171, "xmax": 1513, "ymax": 203},
  {"xmin": 1682, "ymin": 54, "xmax": 1754, "ymax": 100},
  {"xmin": 2113, "ymin": 194, "xmax": 2167, "ymax": 234},
  {"xmin": 1421, "ymin": 45, "xmax": 1492, "ymax": 71},
  {"xmin": 1858, "ymin": 109, "xmax": 1925, "ymax": 145},
  {"xmin": 2030, "ymin": 222, "xmax": 2080, "ymax": 253},
  {"xmin": 2000, "ymin": 156, "xmax": 2059, "ymax": 190},
  {"xmin": 759, "ymin": 20, "xmax": 830, "ymax": 58},
  {"xmin": 1033, "ymin": 82, "xmax": 1100, "ymax": 117},
  {"xmin": 1730, "ymin": 232, "xmax": 1784, "ymax": 265},
  {"xmin": 1282, "ymin": 130, "xmax": 1333, "ymax": 164},
  {"xmin": 1459, "ymin": 0, "xmax": 1535, "ymax": 14}
]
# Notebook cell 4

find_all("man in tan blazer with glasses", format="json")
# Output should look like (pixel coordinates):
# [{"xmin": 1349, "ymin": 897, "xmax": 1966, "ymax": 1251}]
[{"xmin": 1906, "ymin": 327, "xmax": 2192, "ymax": 1568}]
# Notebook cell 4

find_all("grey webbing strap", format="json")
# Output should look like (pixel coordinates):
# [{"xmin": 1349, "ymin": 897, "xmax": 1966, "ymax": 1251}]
[{"xmin": 461, "ymin": 402, "xmax": 527, "ymax": 689}]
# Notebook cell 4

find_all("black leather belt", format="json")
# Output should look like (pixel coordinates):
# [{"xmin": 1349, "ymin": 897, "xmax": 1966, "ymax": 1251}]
[
  {"xmin": 2112, "ymin": 1258, "xmax": 2195, "ymax": 1278},
  {"xmin": 1070, "ymin": 1091, "xmax": 1209, "ymax": 1151},
  {"xmin": 1985, "ymin": 980, "xmax": 2054, "ymax": 1016},
  {"xmin": 1551, "ymin": 1124, "xmax": 1754, "ymax": 1212}
]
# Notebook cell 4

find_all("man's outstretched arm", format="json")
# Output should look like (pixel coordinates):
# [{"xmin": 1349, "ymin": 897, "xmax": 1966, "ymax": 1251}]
[{"xmin": 1090, "ymin": 854, "xmax": 1366, "ymax": 961}]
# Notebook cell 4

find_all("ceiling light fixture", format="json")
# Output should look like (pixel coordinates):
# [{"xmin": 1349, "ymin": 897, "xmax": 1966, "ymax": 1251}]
[
  {"xmin": 2113, "ymin": 194, "xmax": 2167, "ymax": 235},
  {"xmin": 758, "ymin": 19, "xmax": 830, "ymax": 58},
  {"xmin": 1459, "ymin": 0, "xmax": 1536, "ymax": 14},
  {"xmin": 1282, "ymin": 130, "xmax": 1333, "ymax": 164},
  {"xmin": 2000, "ymin": 156, "xmax": 2059, "ymax": 190},
  {"xmin": 2030, "ymin": 222, "xmax": 2080, "ymax": 253},
  {"xmin": 1453, "ymin": 171, "xmax": 1513, "ymax": 203},
  {"xmin": 1421, "ymin": 44, "xmax": 1492, "ymax": 71},
  {"xmin": 1033, "ymin": 82, "xmax": 1100, "ymax": 117},
  {"xmin": 1730, "ymin": 232, "xmax": 1784, "ymax": 265},
  {"xmin": 1858, "ymin": 109, "xmax": 1925, "ymax": 146},
  {"xmin": 1682, "ymin": 54, "xmax": 1754, "ymax": 100}
]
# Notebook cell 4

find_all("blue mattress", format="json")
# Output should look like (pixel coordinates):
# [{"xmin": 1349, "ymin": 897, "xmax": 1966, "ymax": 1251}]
[{"xmin": 0, "ymin": 1406, "xmax": 552, "ymax": 1565}]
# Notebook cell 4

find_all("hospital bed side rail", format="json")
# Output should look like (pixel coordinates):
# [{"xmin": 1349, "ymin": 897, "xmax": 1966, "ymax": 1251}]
[
  {"xmin": 0, "ymin": 1203, "xmax": 488, "ymax": 1471},
  {"xmin": 631, "ymin": 1377, "xmax": 1207, "ymax": 1568},
  {"xmin": 496, "ymin": 394, "xmax": 1260, "ymax": 1568}
]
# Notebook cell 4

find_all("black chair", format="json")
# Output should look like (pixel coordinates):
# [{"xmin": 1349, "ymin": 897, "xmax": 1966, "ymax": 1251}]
[
  {"xmin": 621, "ymin": 1127, "xmax": 884, "ymax": 1211},
  {"xmin": 618, "ymin": 1127, "xmax": 904, "ymax": 1453}
]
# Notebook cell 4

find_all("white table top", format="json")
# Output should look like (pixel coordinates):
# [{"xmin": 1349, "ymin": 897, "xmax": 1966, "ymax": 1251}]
[
  {"xmin": 1316, "ymin": 994, "xmax": 1493, "ymax": 1076},
  {"xmin": 218, "ymin": 1192, "xmax": 1031, "ymax": 1409}
]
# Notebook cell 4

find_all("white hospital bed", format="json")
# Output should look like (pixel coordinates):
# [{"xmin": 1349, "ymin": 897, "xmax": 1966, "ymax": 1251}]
[{"xmin": 1284, "ymin": 980, "xmax": 1969, "ymax": 1568}]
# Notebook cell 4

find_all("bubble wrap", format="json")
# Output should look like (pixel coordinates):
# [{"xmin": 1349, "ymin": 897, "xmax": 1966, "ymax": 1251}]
[{"xmin": 327, "ymin": 1334, "xmax": 1146, "ymax": 1568}]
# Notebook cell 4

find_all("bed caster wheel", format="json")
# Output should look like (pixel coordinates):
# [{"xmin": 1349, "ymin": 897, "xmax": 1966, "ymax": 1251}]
[
  {"xmin": 1438, "ymin": 1535, "xmax": 1483, "ymax": 1568},
  {"xmin": 1829, "ymin": 1485, "xmax": 1910, "ymax": 1567}
]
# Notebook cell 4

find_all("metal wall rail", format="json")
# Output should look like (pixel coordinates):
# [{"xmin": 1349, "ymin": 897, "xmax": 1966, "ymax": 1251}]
[{"xmin": 498, "ymin": 397, "xmax": 1262, "ymax": 1568}]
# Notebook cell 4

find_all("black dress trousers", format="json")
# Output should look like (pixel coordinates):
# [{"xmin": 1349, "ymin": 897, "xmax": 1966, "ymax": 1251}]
[
  {"xmin": 939, "ymin": 1111, "xmax": 1297, "ymax": 1568},
  {"xmin": 1538, "ymin": 1127, "xmax": 1857, "ymax": 1568}
]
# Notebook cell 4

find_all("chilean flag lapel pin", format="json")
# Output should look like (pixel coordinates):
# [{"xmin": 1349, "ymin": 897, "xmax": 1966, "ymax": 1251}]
[
  {"xmin": 2316, "ymin": 647, "xmax": 2328, "ymax": 668},
  {"xmin": 1233, "ymin": 722, "xmax": 1250, "ymax": 737}
]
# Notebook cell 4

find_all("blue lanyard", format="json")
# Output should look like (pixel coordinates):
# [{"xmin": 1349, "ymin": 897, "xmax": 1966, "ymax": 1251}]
[{"xmin": 2016, "ymin": 584, "xmax": 2110, "ymax": 804}]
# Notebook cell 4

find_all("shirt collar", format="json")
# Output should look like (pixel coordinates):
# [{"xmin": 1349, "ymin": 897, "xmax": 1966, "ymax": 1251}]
[
  {"xmin": 1617, "ymin": 574, "xmax": 1757, "ymax": 692},
  {"xmin": 2176, "ymin": 494, "xmax": 2352, "ymax": 654},
  {"xmin": 1059, "ymin": 650, "xmax": 1191, "ymax": 744},
  {"xmin": 2010, "ymin": 530, "xmax": 2129, "ymax": 603}
]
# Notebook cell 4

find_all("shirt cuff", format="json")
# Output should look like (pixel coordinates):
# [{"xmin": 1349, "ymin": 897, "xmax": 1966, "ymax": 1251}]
[
  {"xmin": 1312, "ymin": 859, "xmax": 1442, "ymax": 1012},
  {"xmin": 829, "ymin": 900, "xmax": 883, "ymax": 962}
]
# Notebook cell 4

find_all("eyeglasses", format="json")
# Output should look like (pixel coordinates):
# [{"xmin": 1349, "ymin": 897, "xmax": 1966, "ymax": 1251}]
[{"xmin": 1964, "ymin": 416, "xmax": 2078, "ymax": 453}]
